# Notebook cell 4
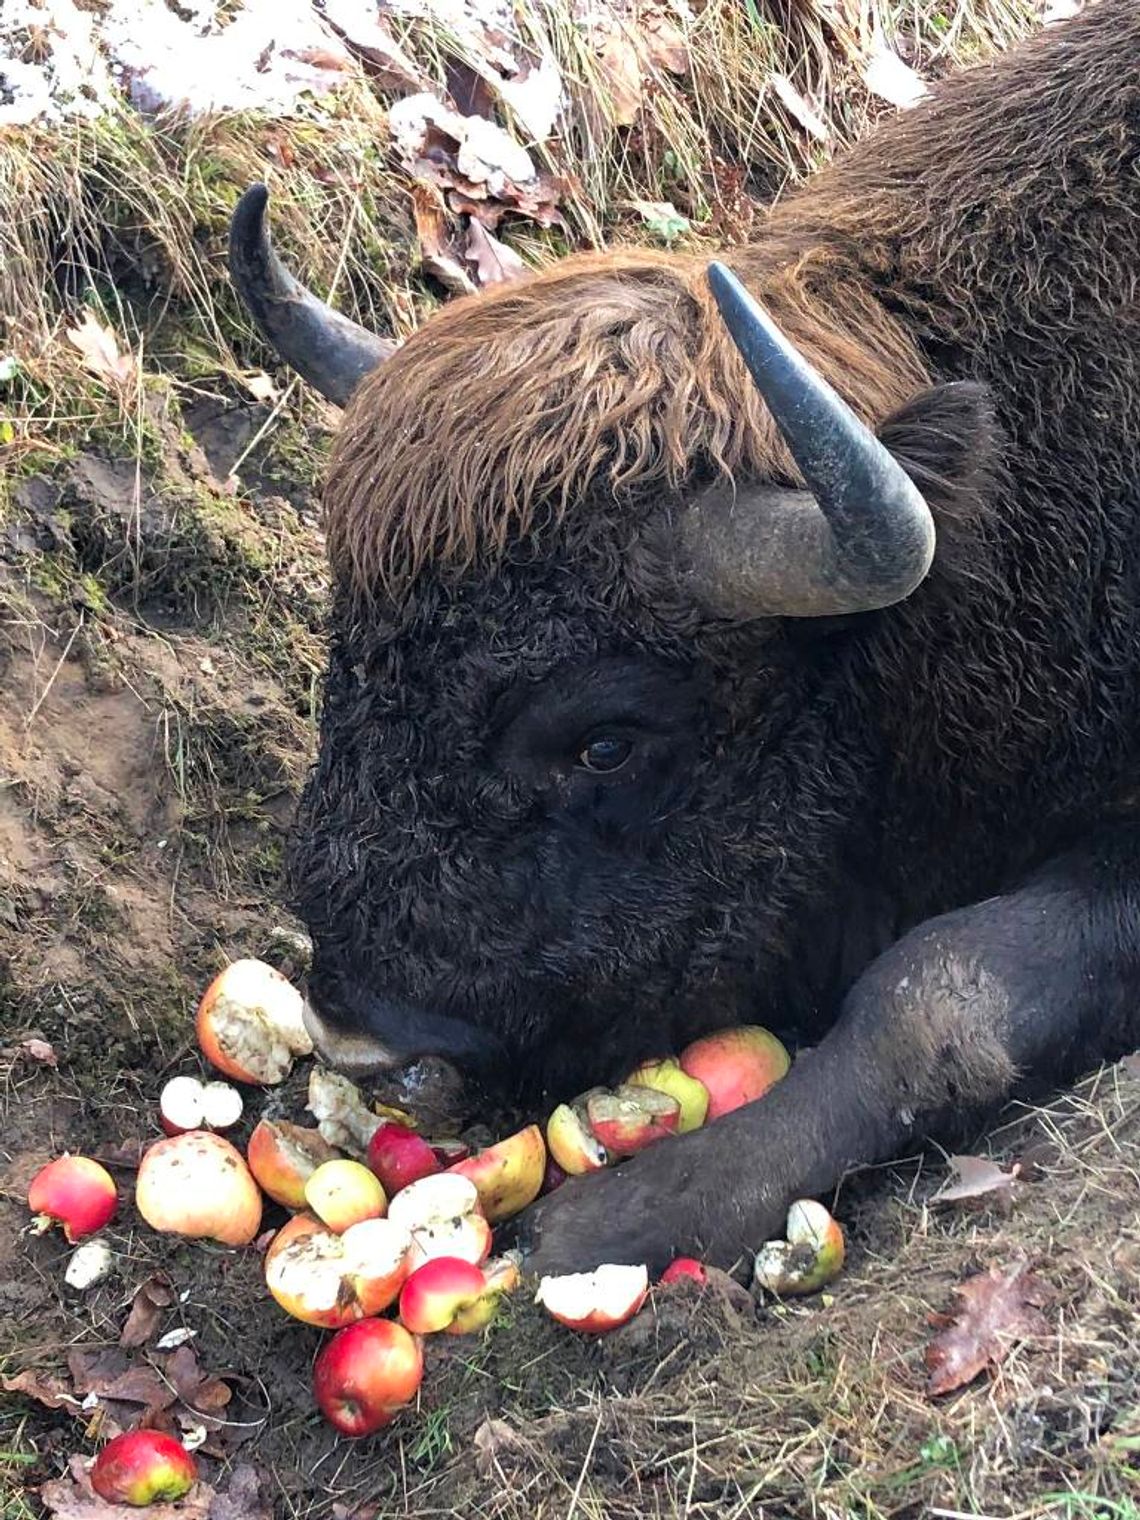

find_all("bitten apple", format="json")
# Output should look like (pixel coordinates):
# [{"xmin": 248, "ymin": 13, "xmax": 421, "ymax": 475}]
[
  {"xmin": 313, "ymin": 1318, "xmax": 424, "ymax": 1437},
  {"xmin": 546, "ymin": 1102, "xmax": 609, "ymax": 1176},
  {"xmin": 678, "ymin": 1026, "xmax": 790, "ymax": 1120},
  {"xmin": 387, "ymin": 1173, "xmax": 492, "ymax": 1269},
  {"xmin": 196, "ymin": 957, "xmax": 312, "ymax": 1085},
  {"xmin": 399, "ymin": 1255, "xmax": 520, "ymax": 1335},
  {"xmin": 753, "ymin": 1199, "xmax": 845, "ymax": 1296},
  {"xmin": 446, "ymin": 1123, "xmax": 546, "ymax": 1221},
  {"xmin": 367, "ymin": 1121, "xmax": 441, "ymax": 1195},
  {"xmin": 135, "ymin": 1131, "xmax": 262, "ymax": 1247},
  {"xmin": 27, "ymin": 1155, "xmax": 117, "ymax": 1243},
  {"xmin": 266, "ymin": 1216, "xmax": 412, "ymax": 1327},
  {"xmin": 90, "ymin": 1430, "xmax": 197, "ymax": 1506},
  {"xmin": 626, "ymin": 1056, "xmax": 709, "ymax": 1132},
  {"xmin": 304, "ymin": 1159, "xmax": 387, "ymax": 1231},
  {"xmin": 585, "ymin": 1086, "xmax": 681, "ymax": 1157},
  {"xmin": 660, "ymin": 1257, "xmax": 709, "ymax": 1287},
  {"xmin": 536, "ymin": 1264, "xmax": 649, "ymax": 1334},
  {"xmin": 247, "ymin": 1119, "xmax": 339, "ymax": 1209}
]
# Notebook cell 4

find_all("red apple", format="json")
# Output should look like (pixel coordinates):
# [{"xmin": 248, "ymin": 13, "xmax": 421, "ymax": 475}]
[
  {"xmin": 313, "ymin": 1318, "xmax": 424, "ymax": 1437},
  {"xmin": 304, "ymin": 1159, "xmax": 387, "ymax": 1231},
  {"xmin": 27, "ymin": 1155, "xmax": 117, "ymax": 1243},
  {"xmin": 445, "ymin": 1123, "xmax": 546, "ymax": 1221},
  {"xmin": 135, "ymin": 1131, "xmax": 262, "ymax": 1247},
  {"xmin": 387, "ymin": 1173, "xmax": 493, "ymax": 1270},
  {"xmin": 536, "ymin": 1263, "xmax": 649, "ymax": 1334},
  {"xmin": 660, "ymin": 1257, "xmax": 709, "ymax": 1287},
  {"xmin": 247, "ymin": 1119, "xmax": 339, "ymax": 1209},
  {"xmin": 90, "ymin": 1430, "xmax": 197, "ymax": 1506},
  {"xmin": 196, "ymin": 957, "xmax": 311, "ymax": 1085},
  {"xmin": 399, "ymin": 1254, "xmax": 520, "ymax": 1335},
  {"xmin": 265, "ymin": 1215, "xmax": 412, "ymax": 1327},
  {"xmin": 678, "ymin": 1026, "xmax": 790, "ymax": 1121},
  {"xmin": 367, "ymin": 1121, "xmax": 442, "ymax": 1195},
  {"xmin": 159, "ymin": 1075, "xmax": 243, "ymax": 1134},
  {"xmin": 585, "ymin": 1086, "xmax": 681, "ymax": 1157}
]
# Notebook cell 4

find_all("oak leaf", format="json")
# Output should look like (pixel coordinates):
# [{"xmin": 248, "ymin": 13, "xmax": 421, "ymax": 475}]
[{"xmin": 925, "ymin": 1262, "xmax": 1051, "ymax": 1397}]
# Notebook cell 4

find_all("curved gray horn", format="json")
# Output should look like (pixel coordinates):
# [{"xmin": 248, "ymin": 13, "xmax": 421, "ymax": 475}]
[
  {"xmin": 229, "ymin": 184, "xmax": 396, "ymax": 407},
  {"xmin": 677, "ymin": 263, "xmax": 935, "ymax": 618}
]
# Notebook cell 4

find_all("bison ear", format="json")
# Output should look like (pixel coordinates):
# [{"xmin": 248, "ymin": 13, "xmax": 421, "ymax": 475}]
[{"xmin": 876, "ymin": 381, "xmax": 1005, "ymax": 521}]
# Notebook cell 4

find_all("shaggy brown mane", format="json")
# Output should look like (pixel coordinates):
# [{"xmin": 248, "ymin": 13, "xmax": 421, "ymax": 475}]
[{"xmin": 324, "ymin": 243, "xmax": 931, "ymax": 599}]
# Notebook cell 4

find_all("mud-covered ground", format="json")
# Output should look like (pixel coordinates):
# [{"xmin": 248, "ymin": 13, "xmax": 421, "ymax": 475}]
[{"xmin": 1, "ymin": 410, "xmax": 1139, "ymax": 1520}]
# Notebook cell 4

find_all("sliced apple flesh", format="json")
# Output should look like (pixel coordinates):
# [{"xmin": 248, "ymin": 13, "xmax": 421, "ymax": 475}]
[
  {"xmin": 387, "ymin": 1172, "xmax": 492, "ymax": 1270},
  {"xmin": 536, "ymin": 1263, "xmax": 649, "ymax": 1334},
  {"xmin": 546, "ymin": 1102, "xmax": 609, "ymax": 1176},
  {"xmin": 196, "ymin": 958, "xmax": 312, "ymax": 1085},
  {"xmin": 584, "ymin": 1085, "xmax": 681, "ymax": 1157},
  {"xmin": 265, "ymin": 1215, "xmax": 412, "ymax": 1327}
]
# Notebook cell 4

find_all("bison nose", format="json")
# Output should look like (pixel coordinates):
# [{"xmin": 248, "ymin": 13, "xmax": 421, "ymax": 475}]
[{"xmin": 303, "ymin": 966, "xmax": 505, "ymax": 1079}]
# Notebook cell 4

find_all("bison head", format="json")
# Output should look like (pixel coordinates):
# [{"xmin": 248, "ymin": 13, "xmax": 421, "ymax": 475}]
[{"xmin": 230, "ymin": 187, "xmax": 998, "ymax": 1111}]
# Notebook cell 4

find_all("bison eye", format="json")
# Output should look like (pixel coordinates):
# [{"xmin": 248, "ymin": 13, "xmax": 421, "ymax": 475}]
[{"xmin": 577, "ymin": 735, "xmax": 633, "ymax": 773}]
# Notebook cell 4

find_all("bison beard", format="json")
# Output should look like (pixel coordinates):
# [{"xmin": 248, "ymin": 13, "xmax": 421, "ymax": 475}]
[{"xmin": 237, "ymin": 1, "xmax": 1140, "ymax": 1275}]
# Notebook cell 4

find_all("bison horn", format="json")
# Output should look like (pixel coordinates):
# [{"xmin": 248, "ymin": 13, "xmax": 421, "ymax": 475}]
[
  {"xmin": 228, "ymin": 184, "xmax": 396, "ymax": 407},
  {"xmin": 676, "ymin": 263, "xmax": 935, "ymax": 618}
]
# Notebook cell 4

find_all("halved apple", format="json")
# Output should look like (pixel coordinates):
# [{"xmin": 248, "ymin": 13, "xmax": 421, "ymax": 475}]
[
  {"xmin": 265, "ymin": 1215, "xmax": 412, "ymax": 1327},
  {"xmin": 585, "ymin": 1086, "xmax": 681, "ymax": 1157},
  {"xmin": 159, "ymin": 1075, "xmax": 243, "ymax": 1135},
  {"xmin": 387, "ymin": 1173, "xmax": 493, "ymax": 1270},
  {"xmin": 446, "ymin": 1124, "xmax": 546, "ymax": 1221},
  {"xmin": 535, "ymin": 1263, "xmax": 649, "ymax": 1334},
  {"xmin": 625, "ymin": 1057, "xmax": 709, "ymax": 1133},
  {"xmin": 753, "ymin": 1199, "xmax": 845, "ymax": 1296}
]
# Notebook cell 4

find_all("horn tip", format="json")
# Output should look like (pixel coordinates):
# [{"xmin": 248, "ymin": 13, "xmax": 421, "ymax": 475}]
[{"xmin": 230, "ymin": 183, "xmax": 270, "ymax": 265}]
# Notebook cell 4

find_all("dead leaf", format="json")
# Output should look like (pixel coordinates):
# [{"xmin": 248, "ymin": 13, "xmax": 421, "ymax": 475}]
[
  {"xmin": 769, "ymin": 72, "xmax": 830, "ymax": 142},
  {"xmin": 156, "ymin": 1328, "xmax": 197, "ymax": 1352},
  {"xmin": 120, "ymin": 1276, "xmax": 175, "ymax": 1348},
  {"xmin": 240, "ymin": 371, "xmax": 278, "ymax": 403},
  {"xmin": 642, "ymin": 8, "xmax": 690, "ymax": 75},
  {"xmin": 925, "ymin": 1262, "xmax": 1051, "ymax": 1397},
  {"xmin": 66, "ymin": 312, "xmax": 137, "ymax": 389},
  {"xmin": 2, "ymin": 1368, "xmax": 81, "ymax": 1411},
  {"xmin": 208, "ymin": 1465, "xmax": 272, "ymax": 1520},
  {"xmin": 322, "ymin": 0, "xmax": 424, "ymax": 93},
  {"xmin": 18, "ymin": 1035, "xmax": 58, "ymax": 1065},
  {"xmin": 591, "ymin": 19, "xmax": 644, "ymax": 126},
  {"xmin": 863, "ymin": 43, "xmax": 928, "ymax": 109},
  {"xmin": 41, "ymin": 1456, "xmax": 214, "ymax": 1520},
  {"xmin": 473, "ymin": 1416, "xmax": 529, "ymax": 1479},
  {"xmin": 410, "ymin": 181, "xmax": 476, "ymax": 297},
  {"xmin": 463, "ymin": 220, "xmax": 526, "ymax": 287},
  {"xmin": 931, "ymin": 1154, "xmax": 1020, "ymax": 1210}
]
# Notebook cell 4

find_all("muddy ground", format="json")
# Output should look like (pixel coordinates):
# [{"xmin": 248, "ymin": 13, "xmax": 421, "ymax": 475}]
[{"xmin": 1, "ymin": 403, "xmax": 1138, "ymax": 1520}]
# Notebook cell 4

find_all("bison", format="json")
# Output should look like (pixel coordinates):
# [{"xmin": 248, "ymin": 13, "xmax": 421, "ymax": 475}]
[{"xmin": 229, "ymin": 0, "xmax": 1140, "ymax": 1275}]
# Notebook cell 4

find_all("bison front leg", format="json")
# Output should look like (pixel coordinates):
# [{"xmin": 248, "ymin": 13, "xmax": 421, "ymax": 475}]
[{"xmin": 522, "ymin": 831, "xmax": 1140, "ymax": 1277}]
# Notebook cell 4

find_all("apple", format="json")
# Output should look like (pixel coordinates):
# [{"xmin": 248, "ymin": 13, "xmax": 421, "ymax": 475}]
[
  {"xmin": 247, "ymin": 1119, "xmax": 339, "ymax": 1209},
  {"xmin": 660, "ymin": 1257, "xmax": 709, "ymax": 1287},
  {"xmin": 264, "ymin": 1210, "xmax": 325, "ymax": 1266},
  {"xmin": 546, "ymin": 1103, "xmax": 609, "ymax": 1176},
  {"xmin": 399, "ymin": 1254, "xmax": 520, "ymax": 1335},
  {"xmin": 307, "ymin": 1067, "xmax": 384, "ymax": 1153},
  {"xmin": 135, "ymin": 1131, "xmax": 262, "ymax": 1247},
  {"xmin": 196, "ymin": 957, "xmax": 312, "ymax": 1085},
  {"xmin": 678, "ymin": 1026, "xmax": 790, "ymax": 1121},
  {"xmin": 367, "ymin": 1121, "xmax": 442, "ymax": 1196},
  {"xmin": 585, "ymin": 1086, "xmax": 681, "ymax": 1157},
  {"xmin": 446, "ymin": 1123, "xmax": 546, "ymax": 1221},
  {"xmin": 90, "ymin": 1430, "xmax": 197, "ymax": 1506},
  {"xmin": 265, "ymin": 1215, "xmax": 412, "ymax": 1327},
  {"xmin": 535, "ymin": 1264, "xmax": 650, "ymax": 1334},
  {"xmin": 159, "ymin": 1075, "xmax": 243, "ymax": 1134},
  {"xmin": 540, "ymin": 1155, "xmax": 567, "ymax": 1195},
  {"xmin": 304, "ymin": 1159, "xmax": 387, "ymax": 1231},
  {"xmin": 387, "ymin": 1173, "xmax": 493, "ymax": 1270},
  {"xmin": 430, "ymin": 1138, "xmax": 470, "ymax": 1166},
  {"xmin": 313, "ymin": 1318, "xmax": 424, "ymax": 1437},
  {"xmin": 753, "ymin": 1199, "xmax": 845, "ymax": 1296},
  {"xmin": 625, "ymin": 1056, "xmax": 709, "ymax": 1133},
  {"xmin": 27, "ymin": 1155, "xmax": 117, "ymax": 1243}
]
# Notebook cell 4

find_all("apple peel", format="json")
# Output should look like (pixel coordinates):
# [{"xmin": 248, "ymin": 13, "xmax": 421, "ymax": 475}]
[
  {"xmin": 536, "ymin": 1263, "xmax": 649, "ymax": 1333},
  {"xmin": 196, "ymin": 958, "xmax": 311, "ymax": 1085}
]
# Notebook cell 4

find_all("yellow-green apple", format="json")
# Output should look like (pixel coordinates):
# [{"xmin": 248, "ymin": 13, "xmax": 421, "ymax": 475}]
[
  {"xmin": 304, "ymin": 1158, "xmax": 387, "ymax": 1231},
  {"xmin": 90, "ymin": 1430, "xmax": 197, "ymax": 1506},
  {"xmin": 386, "ymin": 1173, "xmax": 492, "ymax": 1269},
  {"xmin": 678, "ymin": 1026, "xmax": 790, "ymax": 1120},
  {"xmin": 247, "ymin": 1119, "xmax": 339, "ymax": 1209},
  {"xmin": 584, "ymin": 1086, "xmax": 681, "ymax": 1156},
  {"xmin": 27, "ymin": 1155, "xmax": 117, "ymax": 1243},
  {"xmin": 446, "ymin": 1123, "xmax": 546, "ymax": 1220},
  {"xmin": 536, "ymin": 1264, "xmax": 650, "ymax": 1334},
  {"xmin": 753, "ymin": 1199, "xmax": 845, "ymax": 1296},
  {"xmin": 313, "ymin": 1318, "xmax": 424, "ymax": 1436},
  {"xmin": 625, "ymin": 1056, "xmax": 709, "ymax": 1132},
  {"xmin": 265, "ymin": 1215, "xmax": 412, "ymax": 1326},
  {"xmin": 135, "ymin": 1131, "xmax": 261, "ymax": 1247},
  {"xmin": 196, "ymin": 957, "xmax": 311, "ymax": 1085},
  {"xmin": 367, "ymin": 1121, "xmax": 441, "ymax": 1195}
]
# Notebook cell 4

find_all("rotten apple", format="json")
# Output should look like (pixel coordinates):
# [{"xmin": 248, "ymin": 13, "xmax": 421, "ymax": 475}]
[
  {"xmin": 27, "ymin": 1155, "xmax": 117, "ymax": 1243},
  {"xmin": 265, "ymin": 1215, "xmax": 412, "ymax": 1327},
  {"xmin": 386, "ymin": 1173, "xmax": 492, "ymax": 1269},
  {"xmin": 585, "ymin": 1085, "xmax": 681, "ymax": 1157},
  {"xmin": 753, "ymin": 1199, "xmax": 845, "ymax": 1296},
  {"xmin": 313, "ymin": 1317, "xmax": 424, "ymax": 1437},
  {"xmin": 247, "ymin": 1119, "xmax": 339, "ymax": 1209}
]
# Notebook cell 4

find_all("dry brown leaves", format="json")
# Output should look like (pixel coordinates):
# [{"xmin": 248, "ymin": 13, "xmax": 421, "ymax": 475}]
[
  {"xmin": 579, "ymin": 1, "xmax": 690, "ymax": 127},
  {"xmin": 120, "ymin": 1275, "xmax": 176, "ymax": 1348},
  {"xmin": 931, "ymin": 1153, "xmax": 1022, "ymax": 1212},
  {"xmin": 925, "ymin": 1261, "xmax": 1052, "ymax": 1397},
  {"xmin": 410, "ymin": 180, "xmax": 527, "ymax": 295},
  {"xmin": 39, "ymin": 1458, "xmax": 270, "ymax": 1520},
  {"xmin": 65, "ymin": 313, "xmax": 138, "ymax": 391}
]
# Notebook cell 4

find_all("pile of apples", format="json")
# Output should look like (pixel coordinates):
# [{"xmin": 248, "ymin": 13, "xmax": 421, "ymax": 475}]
[{"xmin": 26, "ymin": 957, "xmax": 845, "ymax": 1483}]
